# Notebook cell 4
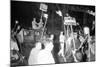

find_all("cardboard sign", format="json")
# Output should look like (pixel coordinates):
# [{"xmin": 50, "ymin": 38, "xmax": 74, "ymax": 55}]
[
  {"xmin": 40, "ymin": 3, "xmax": 48, "ymax": 12},
  {"xmin": 64, "ymin": 16, "xmax": 76, "ymax": 25}
]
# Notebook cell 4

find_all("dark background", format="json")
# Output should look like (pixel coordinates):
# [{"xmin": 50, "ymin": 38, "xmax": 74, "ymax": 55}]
[{"xmin": 11, "ymin": 1, "xmax": 95, "ymax": 35}]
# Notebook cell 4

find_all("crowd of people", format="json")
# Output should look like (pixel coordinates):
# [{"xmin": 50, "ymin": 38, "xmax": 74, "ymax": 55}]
[
  {"xmin": 10, "ymin": 3, "xmax": 95, "ymax": 66},
  {"xmin": 10, "ymin": 21, "xmax": 95, "ymax": 66}
]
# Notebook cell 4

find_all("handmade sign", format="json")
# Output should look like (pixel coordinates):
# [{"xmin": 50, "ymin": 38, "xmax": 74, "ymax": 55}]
[{"xmin": 40, "ymin": 3, "xmax": 48, "ymax": 12}]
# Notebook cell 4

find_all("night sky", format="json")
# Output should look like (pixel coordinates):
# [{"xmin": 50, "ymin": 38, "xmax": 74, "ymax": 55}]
[{"xmin": 11, "ymin": 1, "xmax": 95, "ymax": 35}]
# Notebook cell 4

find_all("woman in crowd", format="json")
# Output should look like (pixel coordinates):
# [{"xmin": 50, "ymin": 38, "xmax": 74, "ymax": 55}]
[{"xmin": 37, "ymin": 34, "xmax": 55, "ymax": 64}]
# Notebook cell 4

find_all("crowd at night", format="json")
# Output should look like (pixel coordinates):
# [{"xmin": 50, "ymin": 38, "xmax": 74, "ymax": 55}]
[{"xmin": 10, "ymin": 1, "xmax": 95, "ymax": 66}]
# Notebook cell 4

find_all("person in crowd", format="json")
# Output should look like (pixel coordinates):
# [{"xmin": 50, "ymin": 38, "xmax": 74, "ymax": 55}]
[
  {"xmin": 11, "ymin": 36, "xmax": 19, "ymax": 51},
  {"xmin": 28, "ymin": 42, "xmax": 42, "ymax": 65},
  {"xmin": 74, "ymin": 32, "xmax": 81, "ymax": 49},
  {"xmin": 65, "ymin": 33, "xmax": 75, "ymax": 62},
  {"xmin": 37, "ymin": 34, "xmax": 55, "ymax": 64},
  {"xmin": 58, "ymin": 31, "xmax": 65, "ymax": 62},
  {"xmin": 32, "ymin": 18, "xmax": 43, "ymax": 30}
]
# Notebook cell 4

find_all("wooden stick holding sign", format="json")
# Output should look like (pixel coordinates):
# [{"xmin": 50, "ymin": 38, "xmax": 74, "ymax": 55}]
[
  {"xmin": 64, "ymin": 16, "xmax": 78, "ymax": 62},
  {"xmin": 39, "ymin": 3, "xmax": 48, "ymax": 40}
]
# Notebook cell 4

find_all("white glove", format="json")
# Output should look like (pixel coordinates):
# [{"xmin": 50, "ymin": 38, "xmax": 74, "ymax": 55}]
[
  {"xmin": 56, "ymin": 10, "xmax": 62, "ymax": 17},
  {"xmin": 43, "ymin": 14, "xmax": 48, "ymax": 19},
  {"xmin": 58, "ymin": 49, "xmax": 64, "ymax": 57}
]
